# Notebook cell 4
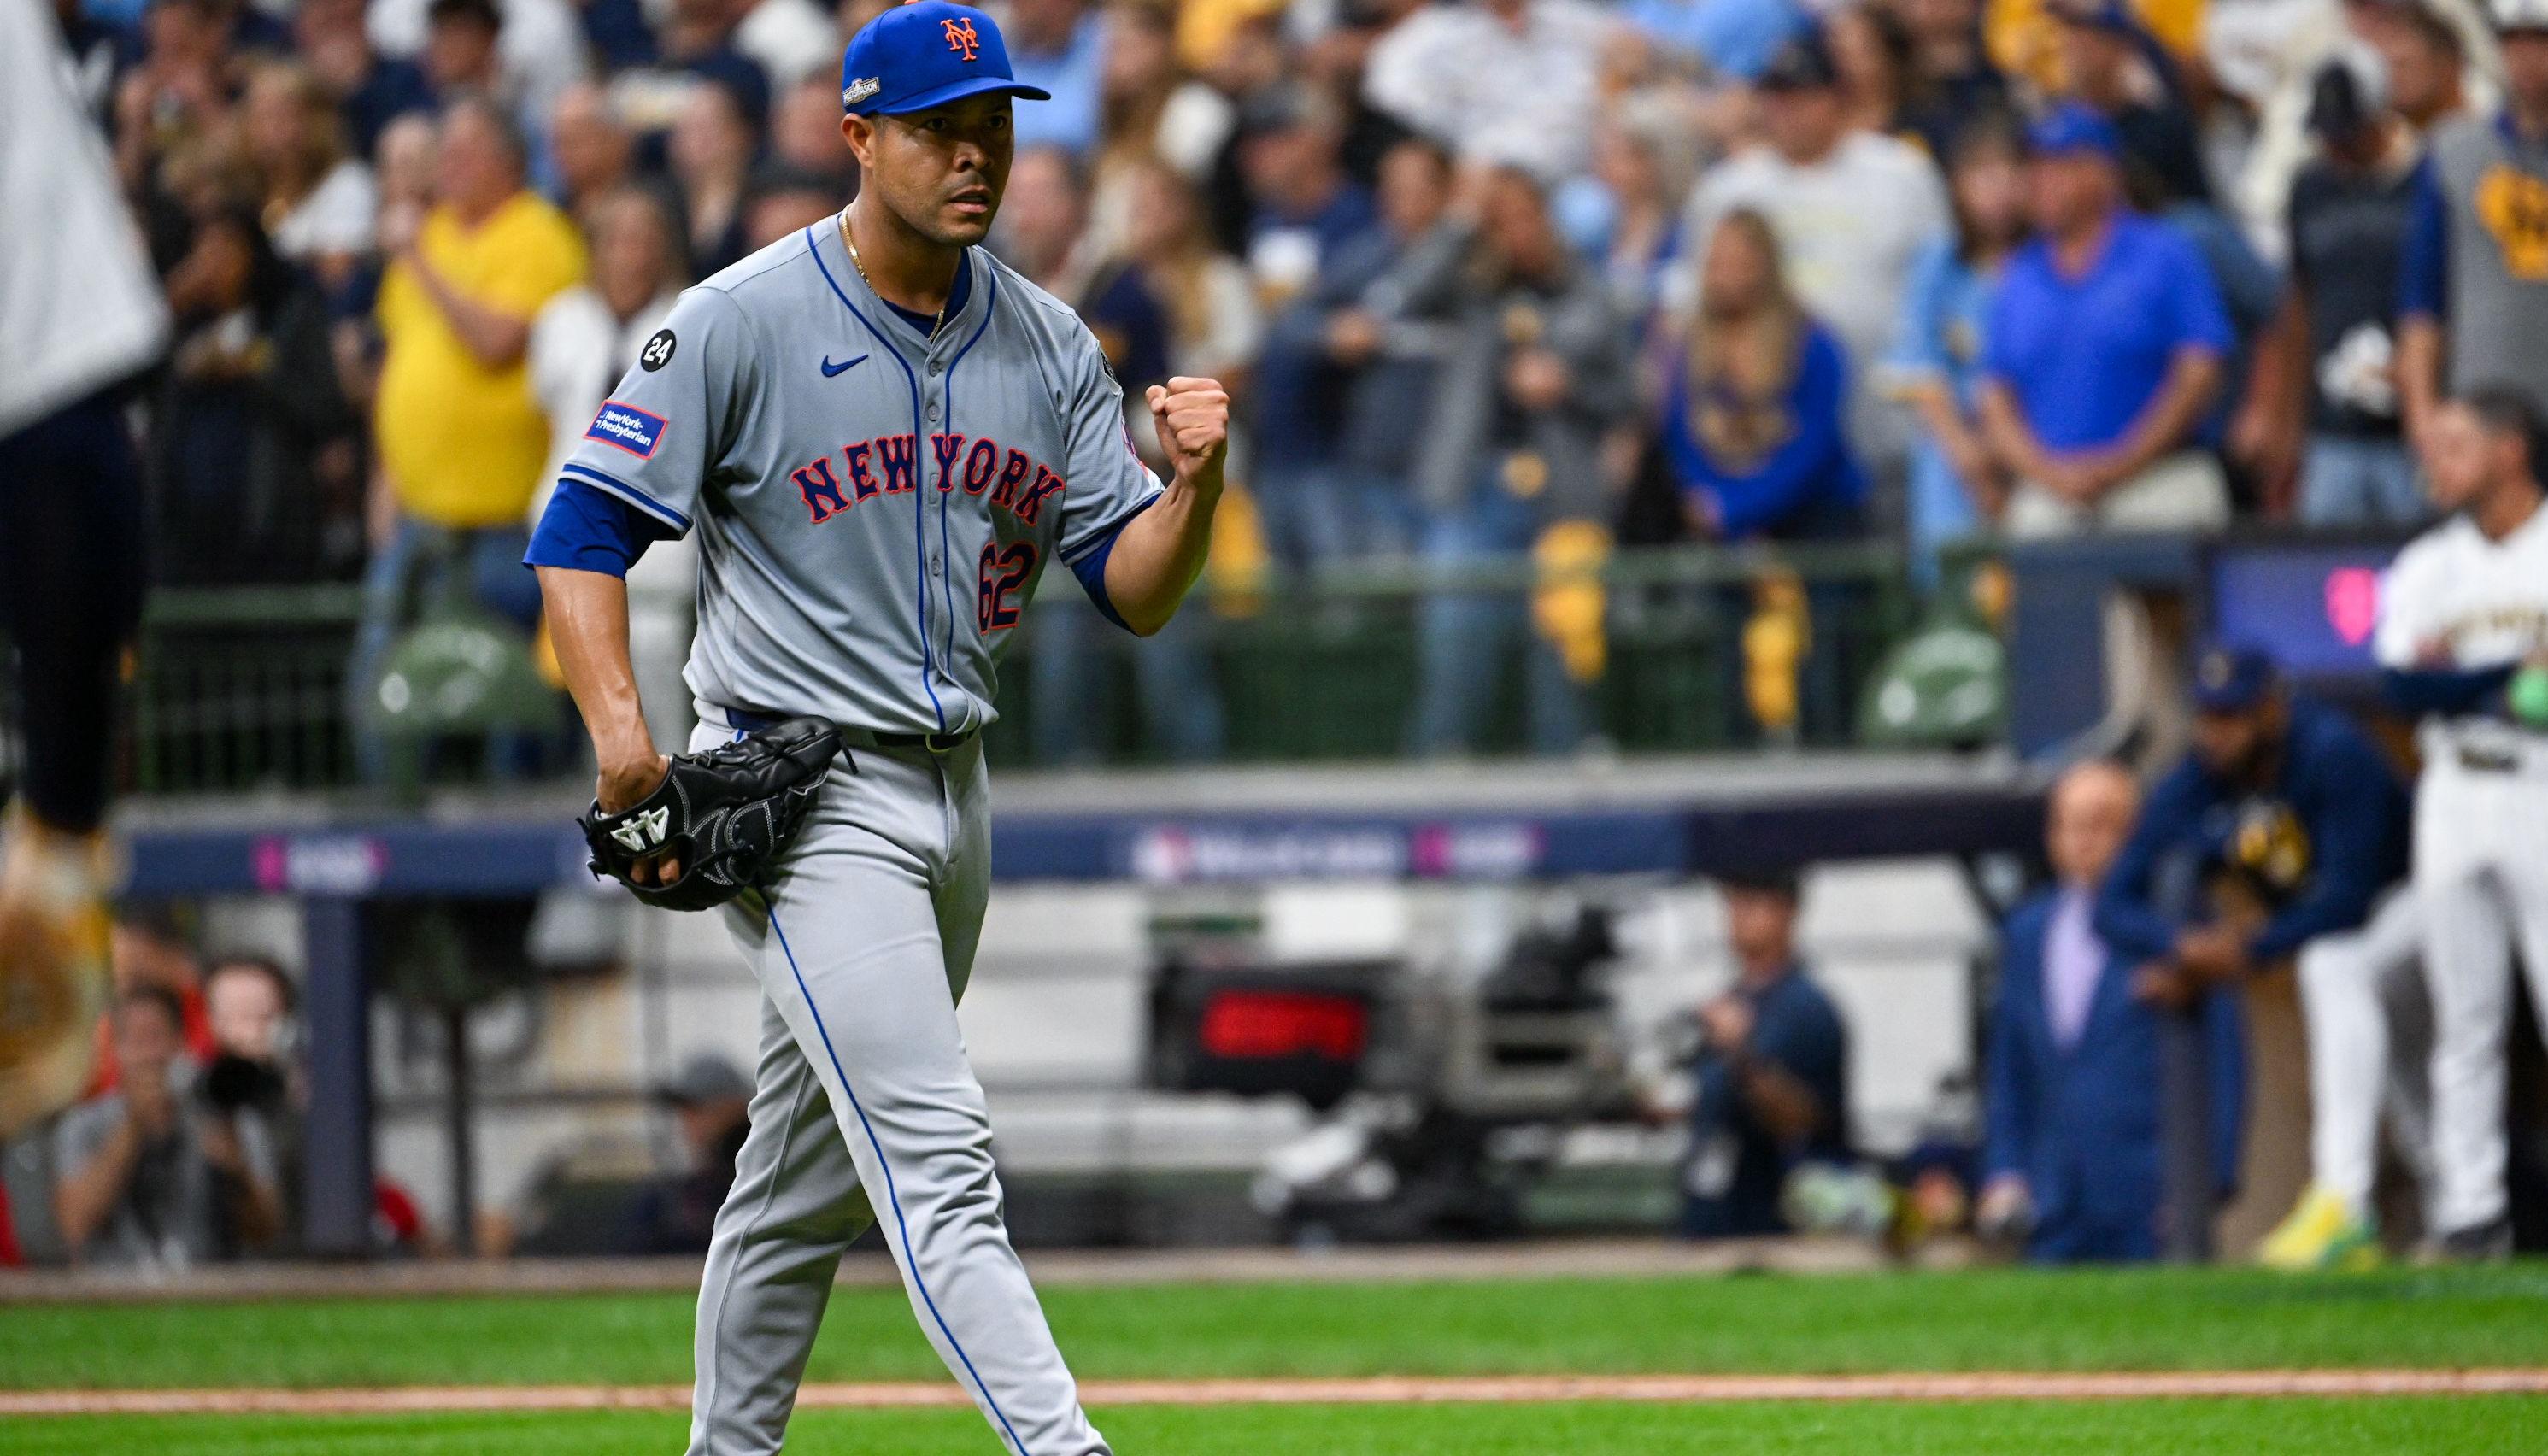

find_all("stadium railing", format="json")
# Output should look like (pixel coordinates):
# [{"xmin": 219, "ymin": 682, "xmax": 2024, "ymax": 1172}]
[
  {"xmin": 128, "ymin": 583, "xmax": 367, "ymax": 794},
  {"xmin": 100, "ymin": 543, "xmax": 1929, "ymax": 796}
]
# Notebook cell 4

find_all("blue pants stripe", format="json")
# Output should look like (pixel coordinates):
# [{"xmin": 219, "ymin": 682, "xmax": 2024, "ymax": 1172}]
[{"xmin": 766, "ymin": 906, "xmax": 1031, "ymax": 1455}]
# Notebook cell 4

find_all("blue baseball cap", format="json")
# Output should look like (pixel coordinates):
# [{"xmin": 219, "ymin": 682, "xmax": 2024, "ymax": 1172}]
[
  {"xmin": 839, "ymin": 1, "xmax": 1050, "ymax": 116},
  {"xmin": 2026, "ymin": 103, "xmax": 2122, "ymax": 161},
  {"xmin": 2190, "ymin": 643, "xmax": 2281, "ymax": 713}
]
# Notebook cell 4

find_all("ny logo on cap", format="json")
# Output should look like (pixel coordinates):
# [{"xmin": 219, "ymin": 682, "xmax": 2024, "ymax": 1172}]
[{"xmin": 942, "ymin": 16, "xmax": 980, "ymax": 59}]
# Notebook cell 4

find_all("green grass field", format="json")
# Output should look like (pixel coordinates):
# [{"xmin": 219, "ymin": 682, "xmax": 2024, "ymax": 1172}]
[
  {"xmin": 14, "ymin": 1399, "xmax": 2548, "ymax": 1456},
  {"xmin": 9, "ymin": 1264, "xmax": 2548, "ymax": 1389},
  {"xmin": 9, "ymin": 1263, "xmax": 2548, "ymax": 1453}
]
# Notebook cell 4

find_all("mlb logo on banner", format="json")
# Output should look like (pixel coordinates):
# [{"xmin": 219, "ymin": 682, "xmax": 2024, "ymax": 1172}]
[{"xmin": 587, "ymin": 401, "xmax": 667, "ymax": 459}]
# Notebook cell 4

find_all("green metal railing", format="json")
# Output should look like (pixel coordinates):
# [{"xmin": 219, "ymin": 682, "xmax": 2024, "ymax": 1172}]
[
  {"xmin": 35, "ymin": 543, "xmax": 1939, "ymax": 796},
  {"xmin": 129, "ymin": 584, "xmax": 366, "ymax": 795},
  {"xmin": 983, "ymin": 541, "xmax": 1921, "ymax": 766}
]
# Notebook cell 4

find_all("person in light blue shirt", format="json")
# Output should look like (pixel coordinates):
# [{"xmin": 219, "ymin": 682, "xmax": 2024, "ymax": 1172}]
[
  {"xmin": 1888, "ymin": 113, "xmax": 2028, "ymax": 584},
  {"xmin": 1621, "ymin": 0, "xmax": 1813, "ymax": 82},
  {"xmin": 1002, "ymin": 0, "xmax": 1105, "ymax": 156},
  {"xmin": 1977, "ymin": 104, "xmax": 2235, "ymax": 537}
]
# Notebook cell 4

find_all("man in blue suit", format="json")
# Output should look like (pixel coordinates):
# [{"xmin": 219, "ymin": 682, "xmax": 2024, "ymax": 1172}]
[{"xmin": 1981, "ymin": 760, "xmax": 2246, "ymax": 1262}]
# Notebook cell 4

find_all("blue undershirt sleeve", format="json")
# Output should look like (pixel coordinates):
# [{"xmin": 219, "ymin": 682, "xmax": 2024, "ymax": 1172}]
[
  {"xmin": 1066, "ymin": 493, "xmax": 1159, "ymax": 633},
  {"xmin": 524, "ymin": 478, "xmax": 680, "ymax": 578}
]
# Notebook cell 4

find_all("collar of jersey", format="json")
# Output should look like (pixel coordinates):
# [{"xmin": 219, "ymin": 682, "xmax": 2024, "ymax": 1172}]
[
  {"xmin": 875, "ymin": 250, "xmax": 971, "ymax": 340},
  {"xmin": 807, "ymin": 220, "xmax": 989, "ymax": 358}
]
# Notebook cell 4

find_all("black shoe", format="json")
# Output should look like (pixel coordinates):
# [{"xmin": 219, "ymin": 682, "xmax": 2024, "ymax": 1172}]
[{"xmin": 2421, "ymin": 1214, "xmax": 2513, "ymax": 1265}]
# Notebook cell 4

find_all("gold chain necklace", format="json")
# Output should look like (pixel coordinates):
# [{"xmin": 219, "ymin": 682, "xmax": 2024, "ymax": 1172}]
[{"xmin": 839, "ymin": 208, "xmax": 947, "ymax": 342}]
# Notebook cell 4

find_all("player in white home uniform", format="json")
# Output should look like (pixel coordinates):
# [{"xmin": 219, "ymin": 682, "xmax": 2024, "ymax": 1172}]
[{"xmin": 2374, "ymin": 386, "xmax": 2548, "ymax": 1257}]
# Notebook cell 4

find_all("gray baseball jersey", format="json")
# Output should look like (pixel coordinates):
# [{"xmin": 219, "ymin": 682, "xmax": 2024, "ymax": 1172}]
[
  {"xmin": 560, "ymin": 220, "xmax": 1160, "ymax": 735},
  {"xmin": 568, "ymin": 217, "xmax": 1130, "ymax": 1454}
]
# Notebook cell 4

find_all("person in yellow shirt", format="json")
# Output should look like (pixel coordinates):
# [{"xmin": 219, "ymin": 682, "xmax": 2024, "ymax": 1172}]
[
  {"xmin": 1989, "ymin": 0, "xmax": 2208, "ymax": 89},
  {"xmin": 352, "ymin": 96, "xmax": 586, "ymax": 778}
]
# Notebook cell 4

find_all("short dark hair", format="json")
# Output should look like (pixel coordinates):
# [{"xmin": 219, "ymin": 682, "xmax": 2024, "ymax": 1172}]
[
  {"xmin": 2457, "ymin": 383, "xmax": 2547, "ymax": 482},
  {"xmin": 118, "ymin": 983, "xmax": 187, "ymax": 1037},
  {"xmin": 1718, "ymin": 866, "xmax": 1805, "ymax": 902},
  {"xmin": 426, "ymin": 0, "xmax": 502, "ymax": 32},
  {"xmin": 206, "ymin": 954, "xmax": 298, "ymax": 1016}
]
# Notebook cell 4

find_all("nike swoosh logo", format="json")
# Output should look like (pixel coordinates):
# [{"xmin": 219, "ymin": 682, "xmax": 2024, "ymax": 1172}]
[{"xmin": 820, "ymin": 354, "xmax": 868, "ymax": 378}]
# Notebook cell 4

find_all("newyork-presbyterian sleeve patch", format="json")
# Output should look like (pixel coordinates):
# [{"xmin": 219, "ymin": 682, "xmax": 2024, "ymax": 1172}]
[{"xmin": 587, "ymin": 401, "xmax": 668, "ymax": 459}]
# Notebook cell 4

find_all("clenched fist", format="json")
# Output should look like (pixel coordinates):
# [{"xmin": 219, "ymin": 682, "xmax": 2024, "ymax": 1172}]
[{"xmin": 1145, "ymin": 376, "xmax": 1229, "ymax": 494}]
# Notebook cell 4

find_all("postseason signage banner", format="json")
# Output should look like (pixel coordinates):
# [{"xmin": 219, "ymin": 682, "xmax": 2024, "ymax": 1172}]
[{"xmin": 2207, "ymin": 538, "xmax": 2409, "ymax": 679}]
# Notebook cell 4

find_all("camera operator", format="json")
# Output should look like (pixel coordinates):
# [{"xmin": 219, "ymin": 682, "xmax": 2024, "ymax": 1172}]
[
  {"xmin": 54, "ymin": 985, "xmax": 285, "ymax": 1270},
  {"xmin": 203, "ymin": 958, "xmax": 301, "ymax": 1107},
  {"xmin": 203, "ymin": 955, "xmax": 304, "ymax": 1247},
  {"xmin": 1682, "ymin": 867, "xmax": 1854, "ymax": 1238}
]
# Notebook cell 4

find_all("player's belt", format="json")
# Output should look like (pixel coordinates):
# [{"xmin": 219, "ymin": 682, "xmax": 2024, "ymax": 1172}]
[
  {"xmin": 724, "ymin": 707, "xmax": 975, "ymax": 754},
  {"xmin": 854, "ymin": 727, "xmax": 977, "ymax": 754},
  {"xmin": 2456, "ymin": 743, "xmax": 2524, "ymax": 773}
]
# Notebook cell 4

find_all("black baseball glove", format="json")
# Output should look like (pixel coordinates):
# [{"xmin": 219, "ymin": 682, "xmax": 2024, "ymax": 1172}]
[{"xmin": 579, "ymin": 716, "xmax": 844, "ymax": 911}]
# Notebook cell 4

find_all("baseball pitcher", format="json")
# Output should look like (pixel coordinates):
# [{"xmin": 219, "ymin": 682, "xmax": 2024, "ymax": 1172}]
[
  {"xmin": 2374, "ymin": 387, "xmax": 2548, "ymax": 1259},
  {"xmin": 527, "ymin": 6, "xmax": 1228, "ymax": 1449}
]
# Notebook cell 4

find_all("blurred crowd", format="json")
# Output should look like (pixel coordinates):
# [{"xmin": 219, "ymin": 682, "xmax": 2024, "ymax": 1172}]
[
  {"xmin": 2, "ymin": 916, "xmax": 324, "ymax": 1270},
  {"xmin": 45, "ymin": 0, "xmax": 2548, "ymax": 754},
  {"xmin": 28, "ymin": 0, "xmax": 2548, "ymax": 1270}
]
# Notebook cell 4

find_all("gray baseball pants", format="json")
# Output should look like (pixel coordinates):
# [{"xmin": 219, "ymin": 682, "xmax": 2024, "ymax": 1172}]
[{"xmin": 683, "ymin": 719, "xmax": 1107, "ymax": 1455}]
